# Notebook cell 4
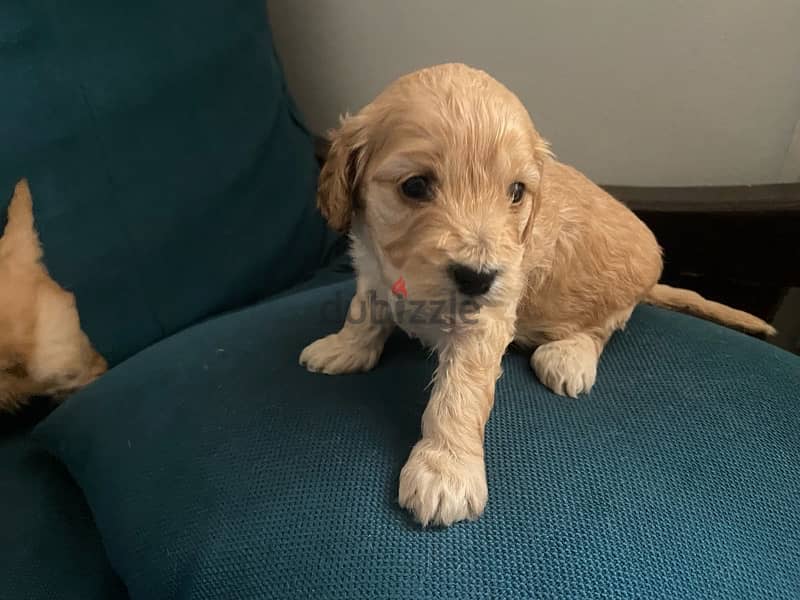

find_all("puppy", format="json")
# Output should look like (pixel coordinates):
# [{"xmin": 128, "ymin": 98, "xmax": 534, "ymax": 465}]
[
  {"xmin": 300, "ymin": 64, "xmax": 775, "ymax": 527},
  {"xmin": 0, "ymin": 179, "xmax": 106, "ymax": 413}
]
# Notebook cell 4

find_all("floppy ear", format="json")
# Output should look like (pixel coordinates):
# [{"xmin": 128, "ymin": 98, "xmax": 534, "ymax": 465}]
[
  {"xmin": 522, "ymin": 137, "xmax": 553, "ymax": 242},
  {"xmin": 317, "ymin": 114, "xmax": 370, "ymax": 232}
]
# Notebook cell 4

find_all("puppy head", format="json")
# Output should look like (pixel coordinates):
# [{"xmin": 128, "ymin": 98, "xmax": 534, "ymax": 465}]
[{"xmin": 319, "ymin": 63, "xmax": 551, "ymax": 308}]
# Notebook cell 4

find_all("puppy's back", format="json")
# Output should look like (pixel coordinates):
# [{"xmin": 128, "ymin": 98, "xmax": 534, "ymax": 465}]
[{"xmin": 520, "ymin": 160, "xmax": 662, "ymax": 331}]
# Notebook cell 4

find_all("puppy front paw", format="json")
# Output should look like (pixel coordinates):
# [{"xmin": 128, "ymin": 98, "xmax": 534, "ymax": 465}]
[
  {"xmin": 299, "ymin": 333, "xmax": 382, "ymax": 375},
  {"xmin": 531, "ymin": 337, "xmax": 598, "ymax": 398},
  {"xmin": 398, "ymin": 440, "xmax": 487, "ymax": 527}
]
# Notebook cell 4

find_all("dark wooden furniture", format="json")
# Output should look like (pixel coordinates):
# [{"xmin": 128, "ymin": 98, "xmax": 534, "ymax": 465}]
[{"xmin": 604, "ymin": 183, "xmax": 800, "ymax": 324}]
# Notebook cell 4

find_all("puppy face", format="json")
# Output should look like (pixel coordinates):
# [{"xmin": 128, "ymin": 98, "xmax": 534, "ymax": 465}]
[{"xmin": 319, "ymin": 64, "xmax": 550, "ymax": 311}]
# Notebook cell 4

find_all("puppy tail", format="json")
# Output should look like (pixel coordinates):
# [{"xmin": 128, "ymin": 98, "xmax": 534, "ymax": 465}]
[
  {"xmin": 1, "ymin": 179, "xmax": 43, "ymax": 264},
  {"xmin": 644, "ymin": 283, "xmax": 776, "ymax": 336}
]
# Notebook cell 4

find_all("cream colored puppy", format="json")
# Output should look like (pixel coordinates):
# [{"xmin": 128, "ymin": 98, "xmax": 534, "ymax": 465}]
[
  {"xmin": 0, "ymin": 179, "xmax": 106, "ymax": 412},
  {"xmin": 300, "ymin": 64, "xmax": 774, "ymax": 527}
]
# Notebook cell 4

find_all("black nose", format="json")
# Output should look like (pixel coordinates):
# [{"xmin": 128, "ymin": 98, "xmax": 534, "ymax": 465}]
[{"xmin": 448, "ymin": 264, "xmax": 497, "ymax": 296}]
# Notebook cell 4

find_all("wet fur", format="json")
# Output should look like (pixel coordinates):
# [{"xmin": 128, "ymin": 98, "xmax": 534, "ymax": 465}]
[{"xmin": 300, "ymin": 64, "xmax": 774, "ymax": 527}]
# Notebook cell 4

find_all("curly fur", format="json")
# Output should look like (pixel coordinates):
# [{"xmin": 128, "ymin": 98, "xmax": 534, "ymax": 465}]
[
  {"xmin": 0, "ymin": 180, "xmax": 106, "ymax": 412},
  {"xmin": 301, "ymin": 64, "xmax": 774, "ymax": 527}
]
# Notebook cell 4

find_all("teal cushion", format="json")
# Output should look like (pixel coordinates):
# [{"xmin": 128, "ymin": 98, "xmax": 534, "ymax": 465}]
[
  {"xmin": 37, "ymin": 280, "xmax": 800, "ymax": 599},
  {"xmin": 0, "ymin": 431, "xmax": 127, "ymax": 599},
  {"xmin": 0, "ymin": 0, "xmax": 330, "ymax": 365}
]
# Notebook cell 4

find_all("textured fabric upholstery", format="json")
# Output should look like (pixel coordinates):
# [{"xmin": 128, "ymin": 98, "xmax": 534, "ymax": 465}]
[{"xmin": 37, "ymin": 280, "xmax": 800, "ymax": 599}]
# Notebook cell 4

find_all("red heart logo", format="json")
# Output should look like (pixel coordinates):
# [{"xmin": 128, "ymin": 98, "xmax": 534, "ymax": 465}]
[{"xmin": 391, "ymin": 276, "xmax": 408, "ymax": 298}]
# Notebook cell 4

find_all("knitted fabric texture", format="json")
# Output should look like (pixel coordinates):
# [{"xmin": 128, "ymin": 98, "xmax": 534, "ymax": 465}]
[{"xmin": 38, "ymin": 280, "xmax": 800, "ymax": 599}]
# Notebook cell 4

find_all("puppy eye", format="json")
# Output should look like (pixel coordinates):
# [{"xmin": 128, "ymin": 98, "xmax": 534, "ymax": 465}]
[
  {"xmin": 400, "ymin": 175, "xmax": 433, "ymax": 201},
  {"xmin": 509, "ymin": 182, "xmax": 525, "ymax": 204}
]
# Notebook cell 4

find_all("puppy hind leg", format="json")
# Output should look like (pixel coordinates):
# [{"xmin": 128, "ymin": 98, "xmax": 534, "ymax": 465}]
[
  {"xmin": 529, "ymin": 307, "xmax": 633, "ymax": 398},
  {"xmin": 531, "ymin": 333, "xmax": 600, "ymax": 398}
]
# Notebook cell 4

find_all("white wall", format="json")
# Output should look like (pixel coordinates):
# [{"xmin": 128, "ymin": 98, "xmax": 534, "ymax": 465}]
[{"xmin": 268, "ymin": 0, "xmax": 800, "ymax": 186}]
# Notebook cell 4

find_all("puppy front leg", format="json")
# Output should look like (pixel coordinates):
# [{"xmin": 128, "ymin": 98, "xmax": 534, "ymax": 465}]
[
  {"xmin": 300, "ymin": 280, "xmax": 394, "ymax": 375},
  {"xmin": 399, "ymin": 324, "xmax": 510, "ymax": 527}
]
